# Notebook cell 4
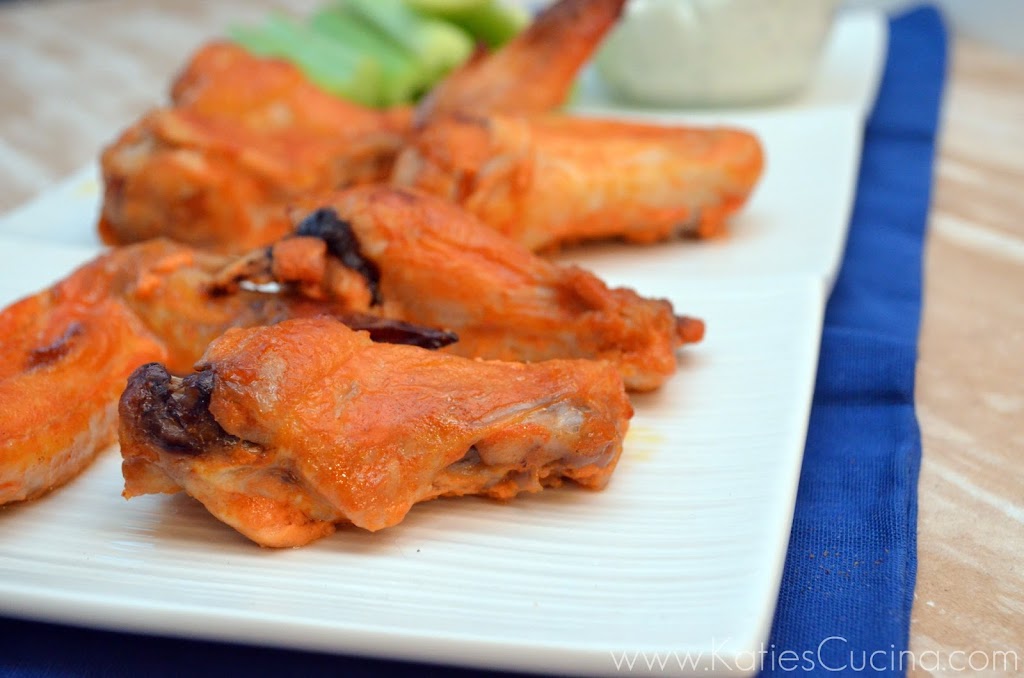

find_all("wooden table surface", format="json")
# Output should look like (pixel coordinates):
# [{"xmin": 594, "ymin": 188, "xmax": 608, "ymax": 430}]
[{"xmin": 1, "ymin": 1, "xmax": 1021, "ymax": 675}]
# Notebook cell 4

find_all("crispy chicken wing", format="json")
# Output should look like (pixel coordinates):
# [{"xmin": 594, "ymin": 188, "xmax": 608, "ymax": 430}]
[
  {"xmin": 120, "ymin": 317, "xmax": 632, "ymax": 547},
  {"xmin": 0, "ymin": 239, "xmax": 451, "ymax": 506},
  {"xmin": 281, "ymin": 185, "xmax": 704, "ymax": 391},
  {"xmin": 416, "ymin": 0, "xmax": 626, "ymax": 122},
  {"xmin": 99, "ymin": 42, "xmax": 411, "ymax": 252},
  {"xmin": 0, "ymin": 242, "xmax": 196, "ymax": 504},
  {"xmin": 0, "ymin": 298, "xmax": 165, "ymax": 505},
  {"xmin": 392, "ymin": 113, "xmax": 765, "ymax": 250}
]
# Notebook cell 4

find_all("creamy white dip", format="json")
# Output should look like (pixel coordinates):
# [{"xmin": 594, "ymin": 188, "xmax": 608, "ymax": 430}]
[{"xmin": 596, "ymin": 0, "xmax": 839, "ymax": 107}]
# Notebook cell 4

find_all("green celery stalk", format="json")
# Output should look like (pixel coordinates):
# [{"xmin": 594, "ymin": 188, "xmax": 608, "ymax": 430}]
[
  {"xmin": 310, "ymin": 7, "xmax": 423, "ymax": 106},
  {"xmin": 404, "ymin": 0, "xmax": 527, "ymax": 48},
  {"xmin": 230, "ymin": 14, "xmax": 382, "ymax": 106},
  {"xmin": 341, "ymin": 0, "xmax": 473, "ymax": 82}
]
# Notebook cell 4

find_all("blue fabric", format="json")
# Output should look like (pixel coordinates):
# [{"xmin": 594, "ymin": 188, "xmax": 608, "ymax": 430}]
[
  {"xmin": 763, "ymin": 6, "xmax": 946, "ymax": 677},
  {"xmin": 0, "ymin": 7, "xmax": 946, "ymax": 678}
]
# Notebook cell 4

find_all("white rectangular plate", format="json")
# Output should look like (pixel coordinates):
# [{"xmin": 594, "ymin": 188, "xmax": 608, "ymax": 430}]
[
  {"xmin": 0, "ymin": 9, "xmax": 886, "ymax": 677},
  {"xmin": 0, "ymin": 249, "xmax": 823, "ymax": 676}
]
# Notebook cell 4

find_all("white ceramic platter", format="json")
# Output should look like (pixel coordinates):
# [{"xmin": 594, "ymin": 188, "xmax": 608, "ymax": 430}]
[{"xmin": 0, "ymin": 251, "xmax": 823, "ymax": 676}]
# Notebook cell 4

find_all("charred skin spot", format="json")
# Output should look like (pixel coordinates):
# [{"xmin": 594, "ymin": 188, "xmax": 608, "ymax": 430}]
[
  {"xmin": 27, "ymin": 323, "xmax": 83, "ymax": 369},
  {"xmin": 337, "ymin": 313, "xmax": 458, "ymax": 350},
  {"xmin": 295, "ymin": 208, "xmax": 382, "ymax": 306},
  {"xmin": 272, "ymin": 467, "xmax": 300, "ymax": 486},
  {"xmin": 674, "ymin": 209, "xmax": 702, "ymax": 238},
  {"xmin": 122, "ymin": 363, "xmax": 238, "ymax": 456}
]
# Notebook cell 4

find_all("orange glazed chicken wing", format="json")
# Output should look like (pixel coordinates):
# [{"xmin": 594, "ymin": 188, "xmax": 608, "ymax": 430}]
[
  {"xmin": 99, "ymin": 42, "xmax": 410, "ymax": 252},
  {"xmin": 392, "ymin": 114, "xmax": 765, "ymax": 250},
  {"xmin": 283, "ymin": 186, "xmax": 704, "ymax": 391},
  {"xmin": 0, "ymin": 242, "xmax": 195, "ymax": 504},
  {"xmin": 417, "ymin": 0, "xmax": 626, "ymax": 122},
  {"xmin": 0, "ymin": 298, "xmax": 165, "ymax": 505},
  {"xmin": 120, "ymin": 317, "xmax": 633, "ymax": 547}
]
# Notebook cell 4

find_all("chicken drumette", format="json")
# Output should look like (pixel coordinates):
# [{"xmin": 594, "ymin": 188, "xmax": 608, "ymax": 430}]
[{"xmin": 120, "ymin": 317, "xmax": 633, "ymax": 547}]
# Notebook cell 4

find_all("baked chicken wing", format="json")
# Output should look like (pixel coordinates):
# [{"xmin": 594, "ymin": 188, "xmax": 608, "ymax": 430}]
[
  {"xmin": 392, "ymin": 113, "xmax": 765, "ymax": 250},
  {"xmin": 120, "ymin": 317, "xmax": 633, "ymax": 547},
  {"xmin": 416, "ymin": 0, "xmax": 626, "ymax": 122},
  {"xmin": 0, "ymin": 298, "xmax": 165, "ymax": 505},
  {"xmin": 276, "ymin": 185, "xmax": 704, "ymax": 391},
  {"xmin": 99, "ymin": 42, "xmax": 411, "ymax": 252}
]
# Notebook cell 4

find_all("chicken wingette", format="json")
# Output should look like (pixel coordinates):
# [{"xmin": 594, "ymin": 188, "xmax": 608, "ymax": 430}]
[
  {"xmin": 415, "ymin": 0, "xmax": 625, "ymax": 122},
  {"xmin": 281, "ymin": 185, "xmax": 704, "ymax": 391},
  {"xmin": 0, "ymin": 298, "xmax": 165, "ymax": 505},
  {"xmin": 120, "ymin": 317, "xmax": 633, "ymax": 547},
  {"xmin": 392, "ymin": 113, "xmax": 765, "ymax": 250},
  {"xmin": 99, "ymin": 42, "xmax": 411, "ymax": 252}
]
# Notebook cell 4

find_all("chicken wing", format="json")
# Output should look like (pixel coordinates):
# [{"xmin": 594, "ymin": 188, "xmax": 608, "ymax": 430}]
[
  {"xmin": 416, "ymin": 0, "xmax": 626, "ymax": 123},
  {"xmin": 278, "ymin": 185, "xmax": 704, "ymax": 391},
  {"xmin": 120, "ymin": 316, "xmax": 632, "ymax": 547},
  {"xmin": 99, "ymin": 42, "xmax": 411, "ymax": 252},
  {"xmin": 391, "ymin": 113, "xmax": 765, "ymax": 250},
  {"xmin": 0, "ymin": 299, "xmax": 165, "ymax": 505},
  {"xmin": 0, "ymin": 239, "xmax": 452, "ymax": 506}
]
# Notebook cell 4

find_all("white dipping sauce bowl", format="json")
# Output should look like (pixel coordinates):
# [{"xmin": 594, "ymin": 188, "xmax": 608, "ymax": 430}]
[{"xmin": 596, "ymin": 0, "xmax": 840, "ymax": 107}]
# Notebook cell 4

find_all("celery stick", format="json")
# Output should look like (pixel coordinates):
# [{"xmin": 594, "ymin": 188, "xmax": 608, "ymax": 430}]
[
  {"xmin": 403, "ymin": 0, "xmax": 490, "ymax": 10},
  {"xmin": 342, "ymin": 0, "xmax": 473, "ymax": 81},
  {"xmin": 310, "ymin": 8, "xmax": 422, "ymax": 106},
  {"xmin": 229, "ymin": 25, "xmax": 284, "ymax": 58},
  {"xmin": 230, "ymin": 15, "xmax": 382, "ymax": 106},
  {"xmin": 404, "ymin": 0, "xmax": 527, "ymax": 48}
]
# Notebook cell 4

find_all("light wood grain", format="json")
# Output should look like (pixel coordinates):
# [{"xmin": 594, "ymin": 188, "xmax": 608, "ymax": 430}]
[
  {"xmin": 0, "ymin": 2, "xmax": 1021, "ymax": 675},
  {"xmin": 909, "ymin": 38, "xmax": 1024, "ymax": 678},
  {"xmin": 0, "ymin": 0, "xmax": 319, "ymax": 209}
]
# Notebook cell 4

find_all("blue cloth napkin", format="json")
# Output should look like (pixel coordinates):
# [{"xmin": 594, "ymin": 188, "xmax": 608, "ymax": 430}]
[
  {"xmin": 0, "ymin": 7, "xmax": 947, "ymax": 677},
  {"xmin": 763, "ymin": 6, "xmax": 946, "ymax": 677}
]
